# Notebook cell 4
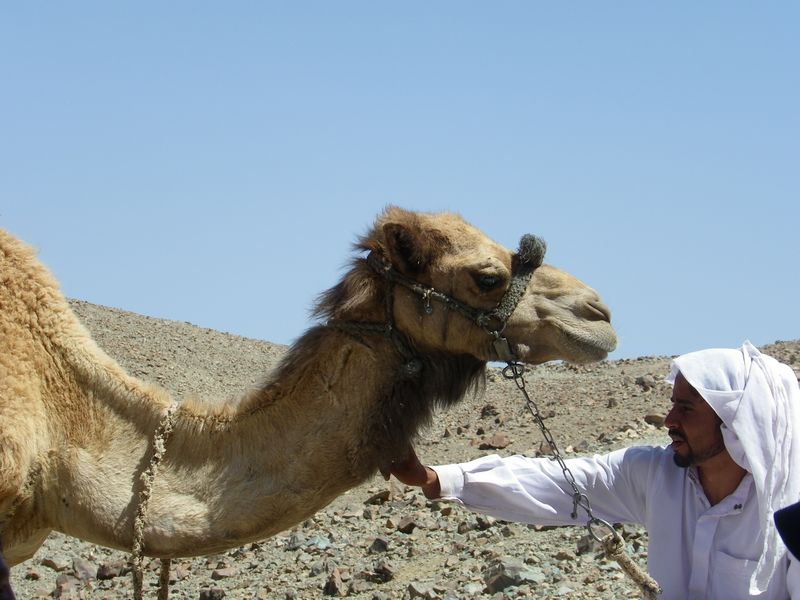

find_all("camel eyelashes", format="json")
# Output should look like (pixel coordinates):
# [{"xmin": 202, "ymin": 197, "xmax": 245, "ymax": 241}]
[{"xmin": 474, "ymin": 273, "xmax": 505, "ymax": 292}]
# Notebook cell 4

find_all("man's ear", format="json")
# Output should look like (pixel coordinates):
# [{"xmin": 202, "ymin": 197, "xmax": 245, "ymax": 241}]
[{"xmin": 382, "ymin": 222, "xmax": 429, "ymax": 276}]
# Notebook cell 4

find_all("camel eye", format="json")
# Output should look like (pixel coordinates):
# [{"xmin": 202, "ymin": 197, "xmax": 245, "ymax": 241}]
[{"xmin": 474, "ymin": 273, "xmax": 503, "ymax": 292}]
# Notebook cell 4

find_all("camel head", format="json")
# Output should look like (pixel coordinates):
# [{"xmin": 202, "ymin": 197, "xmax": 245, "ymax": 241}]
[{"xmin": 317, "ymin": 206, "xmax": 617, "ymax": 367}]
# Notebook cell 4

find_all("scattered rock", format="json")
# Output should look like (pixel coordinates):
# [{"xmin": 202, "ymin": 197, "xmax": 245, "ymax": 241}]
[
  {"xmin": 53, "ymin": 573, "xmax": 81, "ymax": 598},
  {"xmin": 483, "ymin": 558, "xmax": 546, "ymax": 593},
  {"xmin": 635, "ymin": 374, "xmax": 657, "ymax": 391},
  {"xmin": 323, "ymin": 567, "xmax": 347, "ymax": 597},
  {"xmin": 40, "ymin": 556, "xmax": 70, "ymax": 572},
  {"xmin": 370, "ymin": 560, "xmax": 396, "ymax": 583},
  {"xmin": 97, "ymin": 560, "xmax": 126, "ymax": 580},
  {"xmin": 211, "ymin": 567, "xmax": 238, "ymax": 580},
  {"xmin": 364, "ymin": 489, "xmax": 391, "ymax": 505},
  {"xmin": 478, "ymin": 432, "xmax": 512, "ymax": 450},
  {"xmin": 408, "ymin": 581, "xmax": 438, "ymax": 599},
  {"xmin": 368, "ymin": 537, "xmax": 389, "ymax": 554},
  {"xmin": 481, "ymin": 404, "xmax": 500, "ymax": 418},
  {"xmin": 71, "ymin": 557, "xmax": 95, "ymax": 581},
  {"xmin": 644, "ymin": 413, "xmax": 666, "ymax": 427},
  {"xmin": 397, "ymin": 515, "xmax": 419, "ymax": 534}
]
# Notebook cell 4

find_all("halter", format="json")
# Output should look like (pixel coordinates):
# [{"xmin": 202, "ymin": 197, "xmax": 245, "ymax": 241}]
[{"xmin": 329, "ymin": 234, "xmax": 546, "ymax": 367}]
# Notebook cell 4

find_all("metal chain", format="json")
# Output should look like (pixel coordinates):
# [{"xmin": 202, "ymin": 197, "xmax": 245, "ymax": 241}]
[
  {"xmin": 502, "ymin": 362, "xmax": 605, "ymax": 524},
  {"xmin": 501, "ymin": 361, "xmax": 663, "ymax": 599}
]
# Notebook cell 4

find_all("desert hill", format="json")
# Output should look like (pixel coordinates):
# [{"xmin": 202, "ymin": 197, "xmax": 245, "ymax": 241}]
[{"xmin": 10, "ymin": 300, "xmax": 799, "ymax": 599}]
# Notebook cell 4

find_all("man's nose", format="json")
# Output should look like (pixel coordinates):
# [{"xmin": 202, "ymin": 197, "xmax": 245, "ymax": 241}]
[{"xmin": 664, "ymin": 406, "xmax": 678, "ymax": 428}]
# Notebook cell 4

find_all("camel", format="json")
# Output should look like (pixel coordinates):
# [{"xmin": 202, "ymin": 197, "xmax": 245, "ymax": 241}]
[{"xmin": 0, "ymin": 207, "xmax": 617, "ymax": 597}]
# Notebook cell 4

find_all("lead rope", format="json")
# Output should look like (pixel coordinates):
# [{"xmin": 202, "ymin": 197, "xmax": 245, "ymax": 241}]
[
  {"xmin": 502, "ymin": 362, "xmax": 663, "ymax": 599},
  {"xmin": 132, "ymin": 400, "xmax": 180, "ymax": 600}
]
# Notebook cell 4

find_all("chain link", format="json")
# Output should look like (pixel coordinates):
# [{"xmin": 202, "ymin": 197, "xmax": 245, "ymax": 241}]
[{"xmin": 501, "ymin": 362, "xmax": 619, "ymax": 534}]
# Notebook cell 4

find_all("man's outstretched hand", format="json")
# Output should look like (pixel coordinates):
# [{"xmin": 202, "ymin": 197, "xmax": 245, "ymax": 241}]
[{"xmin": 380, "ymin": 446, "xmax": 441, "ymax": 499}]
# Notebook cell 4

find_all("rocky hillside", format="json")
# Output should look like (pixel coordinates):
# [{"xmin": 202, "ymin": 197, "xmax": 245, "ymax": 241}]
[{"xmin": 9, "ymin": 300, "xmax": 800, "ymax": 599}]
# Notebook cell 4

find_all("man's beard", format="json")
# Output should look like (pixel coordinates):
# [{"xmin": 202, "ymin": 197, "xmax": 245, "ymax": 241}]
[{"xmin": 672, "ymin": 433, "xmax": 727, "ymax": 468}]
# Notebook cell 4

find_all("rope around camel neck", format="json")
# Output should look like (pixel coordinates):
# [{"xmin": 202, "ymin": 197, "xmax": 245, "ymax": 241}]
[{"xmin": 132, "ymin": 400, "xmax": 180, "ymax": 600}]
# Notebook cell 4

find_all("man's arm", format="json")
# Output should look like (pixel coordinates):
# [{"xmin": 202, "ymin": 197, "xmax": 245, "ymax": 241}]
[{"xmin": 384, "ymin": 445, "xmax": 657, "ymax": 526}]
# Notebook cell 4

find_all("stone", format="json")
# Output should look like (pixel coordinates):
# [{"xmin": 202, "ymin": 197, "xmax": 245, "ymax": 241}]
[
  {"xmin": 284, "ymin": 532, "xmax": 306, "ymax": 550},
  {"xmin": 476, "ymin": 515, "xmax": 496, "ymax": 530},
  {"xmin": 348, "ymin": 577, "xmax": 373, "ymax": 594},
  {"xmin": 309, "ymin": 558, "xmax": 337, "ymax": 577},
  {"xmin": 635, "ymin": 374, "xmax": 657, "ymax": 391},
  {"xmin": 576, "ymin": 534, "xmax": 602, "ymax": 555},
  {"xmin": 173, "ymin": 563, "xmax": 191, "ymax": 581},
  {"xmin": 464, "ymin": 582, "xmax": 485, "ymax": 594},
  {"xmin": 481, "ymin": 404, "xmax": 500, "ymax": 417},
  {"xmin": 483, "ymin": 558, "xmax": 547, "ymax": 593},
  {"xmin": 53, "ymin": 574, "xmax": 81, "ymax": 598},
  {"xmin": 478, "ymin": 432, "xmax": 512, "ymax": 450},
  {"xmin": 323, "ymin": 567, "xmax": 347, "ymax": 597},
  {"xmin": 211, "ymin": 567, "xmax": 238, "ymax": 580},
  {"xmin": 397, "ymin": 515, "xmax": 419, "ymax": 534},
  {"xmin": 97, "ymin": 560, "xmax": 126, "ymax": 580},
  {"xmin": 407, "ymin": 581, "xmax": 438, "ymax": 599},
  {"xmin": 41, "ymin": 555, "xmax": 71, "ymax": 572},
  {"xmin": 306, "ymin": 534, "xmax": 332, "ymax": 550},
  {"xmin": 644, "ymin": 413, "xmax": 666, "ymax": 427},
  {"xmin": 71, "ymin": 557, "xmax": 96, "ymax": 581},
  {"xmin": 369, "ymin": 537, "xmax": 390, "ymax": 553}
]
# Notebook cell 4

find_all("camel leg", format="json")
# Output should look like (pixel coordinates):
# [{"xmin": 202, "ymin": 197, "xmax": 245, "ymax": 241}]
[{"xmin": 0, "ymin": 539, "xmax": 15, "ymax": 600}]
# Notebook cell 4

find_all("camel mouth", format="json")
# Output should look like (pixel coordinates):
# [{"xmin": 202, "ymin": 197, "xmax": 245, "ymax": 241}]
[
  {"xmin": 514, "ymin": 322, "xmax": 617, "ymax": 365},
  {"xmin": 563, "ymin": 324, "xmax": 618, "ymax": 363}
]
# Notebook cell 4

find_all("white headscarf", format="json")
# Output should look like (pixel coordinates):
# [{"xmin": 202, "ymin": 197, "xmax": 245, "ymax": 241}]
[{"xmin": 666, "ymin": 341, "xmax": 800, "ymax": 594}]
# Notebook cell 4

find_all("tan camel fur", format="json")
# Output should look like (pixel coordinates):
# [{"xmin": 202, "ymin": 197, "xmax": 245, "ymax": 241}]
[{"xmin": 0, "ymin": 207, "xmax": 617, "ymax": 577}]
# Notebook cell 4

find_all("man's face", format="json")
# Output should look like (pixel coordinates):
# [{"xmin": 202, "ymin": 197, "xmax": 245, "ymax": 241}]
[{"xmin": 664, "ymin": 373, "xmax": 725, "ymax": 468}]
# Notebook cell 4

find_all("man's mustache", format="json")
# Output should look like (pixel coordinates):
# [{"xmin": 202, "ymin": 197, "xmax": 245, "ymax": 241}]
[{"xmin": 668, "ymin": 428, "xmax": 686, "ymax": 442}]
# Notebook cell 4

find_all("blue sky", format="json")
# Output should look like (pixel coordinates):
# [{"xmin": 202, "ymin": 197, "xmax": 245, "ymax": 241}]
[{"xmin": 2, "ymin": 3, "xmax": 797, "ymax": 361}]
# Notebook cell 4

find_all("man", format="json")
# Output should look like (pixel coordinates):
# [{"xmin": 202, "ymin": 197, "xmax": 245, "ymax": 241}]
[{"xmin": 385, "ymin": 341, "xmax": 800, "ymax": 599}]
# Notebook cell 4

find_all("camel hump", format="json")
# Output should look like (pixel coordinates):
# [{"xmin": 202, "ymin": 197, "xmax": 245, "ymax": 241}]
[{"xmin": 0, "ymin": 229, "xmax": 89, "ymax": 342}]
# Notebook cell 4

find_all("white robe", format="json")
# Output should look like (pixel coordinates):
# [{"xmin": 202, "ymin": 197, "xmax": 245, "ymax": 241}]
[{"xmin": 433, "ymin": 446, "xmax": 800, "ymax": 599}]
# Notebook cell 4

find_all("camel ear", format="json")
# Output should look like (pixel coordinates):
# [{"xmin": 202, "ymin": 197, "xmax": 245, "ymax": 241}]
[{"xmin": 382, "ymin": 222, "xmax": 431, "ymax": 275}]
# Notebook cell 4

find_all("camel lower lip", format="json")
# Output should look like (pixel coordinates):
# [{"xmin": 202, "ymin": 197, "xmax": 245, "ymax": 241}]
[{"xmin": 560, "ymin": 325, "xmax": 617, "ymax": 362}]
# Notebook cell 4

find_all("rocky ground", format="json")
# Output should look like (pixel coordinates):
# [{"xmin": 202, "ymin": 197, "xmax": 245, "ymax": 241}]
[{"xmin": 8, "ymin": 300, "xmax": 800, "ymax": 599}]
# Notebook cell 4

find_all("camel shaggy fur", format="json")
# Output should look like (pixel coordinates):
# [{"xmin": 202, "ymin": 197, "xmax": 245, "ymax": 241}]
[{"xmin": 0, "ymin": 207, "xmax": 616, "ymax": 589}]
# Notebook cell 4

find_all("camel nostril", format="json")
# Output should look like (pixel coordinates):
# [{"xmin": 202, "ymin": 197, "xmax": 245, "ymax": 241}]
[{"xmin": 585, "ymin": 299, "xmax": 612, "ymax": 323}]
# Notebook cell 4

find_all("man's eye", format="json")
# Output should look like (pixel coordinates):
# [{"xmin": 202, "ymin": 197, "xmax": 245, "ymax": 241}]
[{"xmin": 475, "ymin": 274, "xmax": 503, "ymax": 291}]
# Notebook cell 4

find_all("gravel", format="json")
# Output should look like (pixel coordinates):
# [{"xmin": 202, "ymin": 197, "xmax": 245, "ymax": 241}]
[{"xmin": 9, "ymin": 300, "xmax": 799, "ymax": 599}]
